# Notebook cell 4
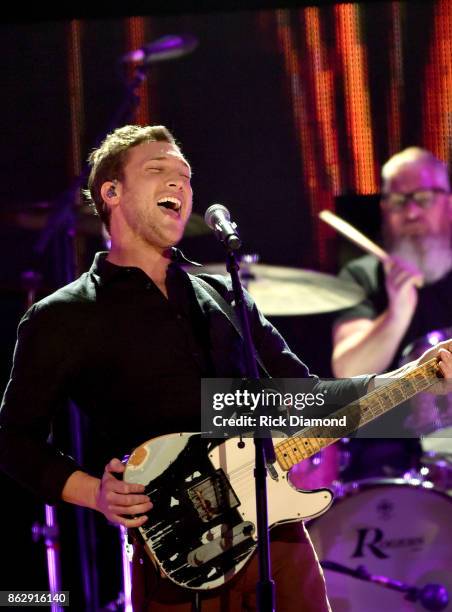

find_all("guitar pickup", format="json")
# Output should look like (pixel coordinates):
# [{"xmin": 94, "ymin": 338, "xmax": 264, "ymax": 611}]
[
  {"xmin": 187, "ymin": 469, "xmax": 240, "ymax": 522},
  {"xmin": 187, "ymin": 522, "xmax": 255, "ymax": 567}
]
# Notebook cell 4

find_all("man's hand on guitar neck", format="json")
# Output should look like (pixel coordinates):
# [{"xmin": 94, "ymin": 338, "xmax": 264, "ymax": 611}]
[
  {"xmin": 367, "ymin": 338, "xmax": 452, "ymax": 393},
  {"xmin": 95, "ymin": 458, "xmax": 153, "ymax": 527},
  {"xmin": 417, "ymin": 338, "xmax": 452, "ymax": 394},
  {"xmin": 417, "ymin": 338, "xmax": 452, "ymax": 370}
]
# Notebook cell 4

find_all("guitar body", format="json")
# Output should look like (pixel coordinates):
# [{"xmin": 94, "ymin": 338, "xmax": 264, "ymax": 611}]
[{"xmin": 123, "ymin": 432, "xmax": 333, "ymax": 590}]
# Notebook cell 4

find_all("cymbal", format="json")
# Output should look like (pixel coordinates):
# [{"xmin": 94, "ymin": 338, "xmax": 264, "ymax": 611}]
[
  {"xmin": 0, "ymin": 201, "xmax": 98, "ymax": 234},
  {"xmin": 0, "ymin": 202, "xmax": 208, "ymax": 238},
  {"xmin": 185, "ymin": 262, "xmax": 365, "ymax": 315}
]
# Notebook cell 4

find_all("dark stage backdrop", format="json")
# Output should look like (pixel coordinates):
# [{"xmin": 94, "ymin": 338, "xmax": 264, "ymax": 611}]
[{"xmin": 1, "ymin": 1, "xmax": 452, "ymax": 607}]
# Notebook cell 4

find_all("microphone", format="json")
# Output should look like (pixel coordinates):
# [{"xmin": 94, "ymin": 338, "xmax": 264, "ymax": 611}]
[
  {"xmin": 122, "ymin": 34, "xmax": 198, "ymax": 64},
  {"xmin": 204, "ymin": 204, "xmax": 242, "ymax": 250}
]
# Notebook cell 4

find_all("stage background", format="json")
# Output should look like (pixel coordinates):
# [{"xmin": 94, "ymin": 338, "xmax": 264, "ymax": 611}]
[{"xmin": 1, "ymin": 1, "xmax": 452, "ymax": 608}]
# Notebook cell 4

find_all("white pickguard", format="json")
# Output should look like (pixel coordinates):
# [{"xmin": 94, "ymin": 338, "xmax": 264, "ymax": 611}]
[{"xmin": 209, "ymin": 437, "xmax": 333, "ymax": 532}]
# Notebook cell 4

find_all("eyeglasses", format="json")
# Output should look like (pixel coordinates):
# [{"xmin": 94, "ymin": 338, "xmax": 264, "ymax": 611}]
[{"xmin": 381, "ymin": 188, "xmax": 449, "ymax": 212}]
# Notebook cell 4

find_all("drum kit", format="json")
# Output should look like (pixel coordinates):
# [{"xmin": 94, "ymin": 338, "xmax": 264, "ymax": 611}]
[
  {"xmin": 3, "ymin": 202, "xmax": 452, "ymax": 610},
  {"xmin": 285, "ymin": 325, "xmax": 450, "ymax": 612},
  {"xmin": 289, "ymin": 324, "xmax": 452, "ymax": 612}
]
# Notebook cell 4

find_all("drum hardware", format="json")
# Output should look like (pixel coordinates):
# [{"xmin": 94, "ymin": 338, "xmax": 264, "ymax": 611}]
[
  {"xmin": 98, "ymin": 529, "xmax": 130, "ymax": 611},
  {"xmin": 337, "ymin": 437, "xmax": 352, "ymax": 473},
  {"xmin": 335, "ymin": 472, "xmax": 437, "ymax": 494},
  {"xmin": 97, "ymin": 593, "xmax": 125, "ymax": 612},
  {"xmin": 399, "ymin": 327, "xmax": 452, "ymax": 445},
  {"xmin": 21, "ymin": 272, "xmax": 64, "ymax": 612},
  {"xmin": 420, "ymin": 452, "xmax": 452, "ymax": 492},
  {"xmin": 320, "ymin": 560, "xmax": 449, "ymax": 611},
  {"xmin": 288, "ymin": 440, "xmax": 353, "ymax": 494},
  {"xmin": 185, "ymin": 260, "xmax": 365, "ymax": 316},
  {"xmin": 289, "ymin": 446, "xmax": 343, "ymax": 493},
  {"xmin": 31, "ymin": 516, "xmax": 60, "ymax": 556}
]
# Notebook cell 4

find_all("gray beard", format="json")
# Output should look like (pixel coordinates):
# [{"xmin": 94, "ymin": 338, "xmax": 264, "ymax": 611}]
[{"xmin": 389, "ymin": 235, "xmax": 452, "ymax": 284}]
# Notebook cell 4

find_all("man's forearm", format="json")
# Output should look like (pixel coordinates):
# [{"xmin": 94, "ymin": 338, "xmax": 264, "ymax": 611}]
[
  {"xmin": 61, "ymin": 470, "xmax": 100, "ymax": 511},
  {"xmin": 333, "ymin": 310, "xmax": 412, "ymax": 376}
]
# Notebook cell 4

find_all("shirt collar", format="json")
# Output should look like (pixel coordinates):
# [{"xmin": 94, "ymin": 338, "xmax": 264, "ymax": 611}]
[{"xmin": 89, "ymin": 249, "xmax": 201, "ymax": 286}]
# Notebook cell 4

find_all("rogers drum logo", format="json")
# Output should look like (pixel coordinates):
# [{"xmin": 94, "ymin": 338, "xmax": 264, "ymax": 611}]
[{"xmin": 352, "ymin": 528, "xmax": 426, "ymax": 558}]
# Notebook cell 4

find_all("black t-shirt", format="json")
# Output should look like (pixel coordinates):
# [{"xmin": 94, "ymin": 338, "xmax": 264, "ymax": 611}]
[
  {"xmin": 335, "ymin": 254, "xmax": 452, "ymax": 371},
  {"xmin": 333, "ymin": 255, "xmax": 452, "ymax": 478}
]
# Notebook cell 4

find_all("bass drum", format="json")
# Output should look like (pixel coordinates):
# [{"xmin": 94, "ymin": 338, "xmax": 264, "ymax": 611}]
[{"xmin": 308, "ymin": 479, "xmax": 452, "ymax": 611}]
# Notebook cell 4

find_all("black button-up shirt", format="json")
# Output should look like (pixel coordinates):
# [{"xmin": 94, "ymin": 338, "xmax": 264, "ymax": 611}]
[{"xmin": 0, "ymin": 251, "xmax": 370, "ymax": 504}]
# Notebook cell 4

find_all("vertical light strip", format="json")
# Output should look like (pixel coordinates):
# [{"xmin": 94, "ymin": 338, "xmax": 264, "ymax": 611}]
[
  {"xmin": 387, "ymin": 2, "xmax": 403, "ymax": 153},
  {"xmin": 125, "ymin": 16, "xmax": 150, "ymax": 125},
  {"xmin": 275, "ymin": 9, "xmax": 327, "ymax": 265},
  {"xmin": 422, "ymin": 0, "xmax": 452, "ymax": 160},
  {"xmin": 67, "ymin": 20, "xmax": 84, "ymax": 177},
  {"xmin": 335, "ymin": 4, "xmax": 376, "ymax": 193},
  {"xmin": 275, "ymin": 9, "xmax": 341, "ymax": 267},
  {"xmin": 67, "ymin": 19, "xmax": 85, "ymax": 273},
  {"xmin": 305, "ymin": 7, "xmax": 341, "ymax": 195},
  {"xmin": 275, "ymin": 9, "xmax": 314, "ymax": 198}
]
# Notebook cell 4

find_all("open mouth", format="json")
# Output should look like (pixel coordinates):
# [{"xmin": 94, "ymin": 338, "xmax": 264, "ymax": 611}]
[{"xmin": 157, "ymin": 197, "xmax": 182, "ymax": 216}]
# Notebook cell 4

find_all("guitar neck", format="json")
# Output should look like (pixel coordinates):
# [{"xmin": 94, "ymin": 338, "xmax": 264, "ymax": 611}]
[{"xmin": 274, "ymin": 358, "xmax": 439, "ymax": 471}]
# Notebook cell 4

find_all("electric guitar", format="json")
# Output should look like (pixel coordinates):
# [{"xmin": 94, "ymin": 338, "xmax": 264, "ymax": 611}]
[{"xmin": 123, "ymin": 358, "xmax": 440, "ymax": 590}]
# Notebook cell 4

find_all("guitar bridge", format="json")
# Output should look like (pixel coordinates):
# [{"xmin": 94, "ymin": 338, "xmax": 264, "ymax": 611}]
[
  {"xmin": 187, "ymin": 521, "xmax": 255, "ymax": 567},
  {"xmin": 187, "ymin": 469, "xmax": 240, "ymax": 522}
]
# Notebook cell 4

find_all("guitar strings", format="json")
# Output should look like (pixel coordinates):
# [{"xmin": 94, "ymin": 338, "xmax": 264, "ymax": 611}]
[{"xmin": 215, "ymin": 358, "xmax": 439, "ymax": 485}]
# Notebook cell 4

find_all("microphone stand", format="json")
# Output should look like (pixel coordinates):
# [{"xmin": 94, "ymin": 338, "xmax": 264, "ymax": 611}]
[
  {"xmin": 34, "ymin": 62, "xmax": 149, "ymax": 611},
  {"xmin": 223, "ymin": 248, "xmax": 275, "ymax": 612}
]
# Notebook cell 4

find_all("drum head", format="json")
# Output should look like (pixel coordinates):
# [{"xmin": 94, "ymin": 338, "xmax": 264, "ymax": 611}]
[{"xmin": 308, "ymin": 480, "xmax": 452, "ymax": 611}]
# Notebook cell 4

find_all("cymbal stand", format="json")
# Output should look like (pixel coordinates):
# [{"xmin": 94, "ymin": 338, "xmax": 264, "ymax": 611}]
[
  {"xmin": 99, "ymin": 526, "xmax": 132, "ymax": 612},
  {"xmin": 22, "ymin": 271, "xmax": 63, "ymax": 612}
]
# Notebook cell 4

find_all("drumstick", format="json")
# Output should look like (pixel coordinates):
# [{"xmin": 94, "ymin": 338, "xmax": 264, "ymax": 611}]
[
  {"xmin": 319, "ymin": 209, "xmax": 423, "ymax": 287},
  {"xmin": 319, "ymin": 210, "xmax": 390, "ymax": 262}
]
